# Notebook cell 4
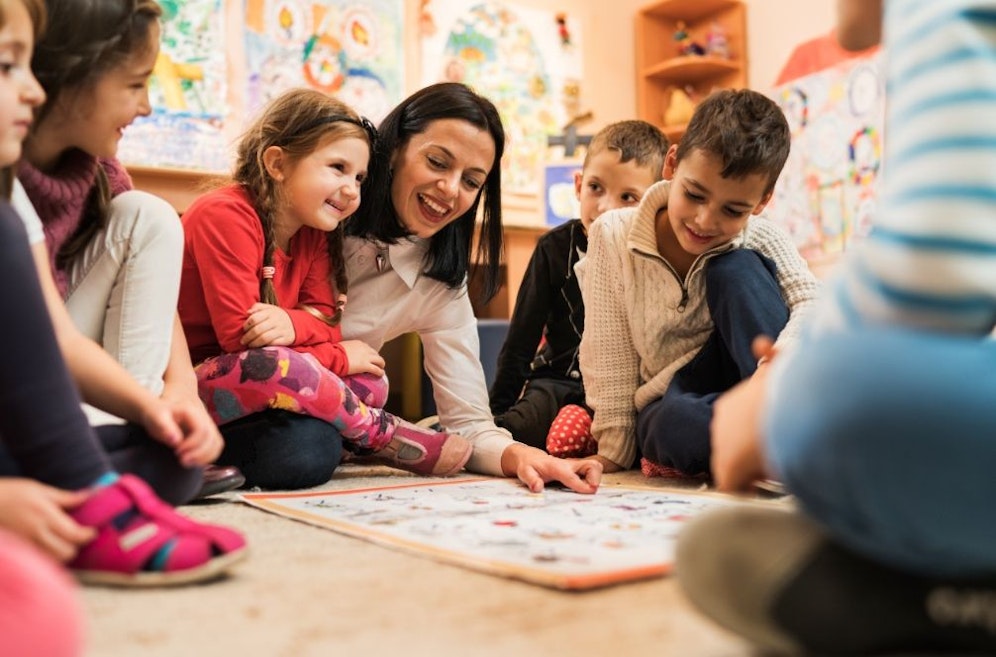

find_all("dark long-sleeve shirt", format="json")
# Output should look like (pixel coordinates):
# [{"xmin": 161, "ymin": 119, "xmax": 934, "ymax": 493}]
[{"xmin": 489, "ymin": 219, "xmax": 587, "ymax": 414}]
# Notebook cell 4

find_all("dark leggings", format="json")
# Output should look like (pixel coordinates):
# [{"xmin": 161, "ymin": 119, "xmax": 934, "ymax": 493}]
[
  {"xmin": 0, "ymin": 203, "xmax": 200, "ymax": 505},
  {"xmin": 218, "ymin": 410, "xmax": 344, "ymax": 490}
]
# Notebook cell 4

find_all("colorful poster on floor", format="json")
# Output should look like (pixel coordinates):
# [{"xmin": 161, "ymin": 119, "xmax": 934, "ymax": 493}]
[{"xmin": 242, "ymin": 478, "xmax": 738, "ymax": 590}]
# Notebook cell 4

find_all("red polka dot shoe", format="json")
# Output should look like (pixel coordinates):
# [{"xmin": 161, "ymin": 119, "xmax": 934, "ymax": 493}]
[{"xmin": 546, "ymin": 404, "xmax": 596, "ymax": 458}]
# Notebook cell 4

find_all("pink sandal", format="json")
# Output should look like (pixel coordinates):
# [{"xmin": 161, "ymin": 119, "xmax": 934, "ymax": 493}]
[
  {"xmin": 69, "ymin": 474, "xmax": 247, "ymax": 587},
  {"xmin": 368, "ymin": 420, "xmax": 472, "ymax": 476}
]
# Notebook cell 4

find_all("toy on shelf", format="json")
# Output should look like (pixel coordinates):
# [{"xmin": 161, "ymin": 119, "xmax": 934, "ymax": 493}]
[
  {"xmin": 663, "ymin": 86, "xmax": 697, "ymax": 126},
  {"xmin": 705, "ymin": 21, "xmax": 730, "ymax": 59},
  {"xmin": 674, "ymin": 20, "xmax": 705, "ymax": 56}
]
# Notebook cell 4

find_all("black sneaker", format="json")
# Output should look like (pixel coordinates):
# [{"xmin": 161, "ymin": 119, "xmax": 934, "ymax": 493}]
[{"xmin": 676, "ymin": 506, "xmax": 996, "ymax": 655}]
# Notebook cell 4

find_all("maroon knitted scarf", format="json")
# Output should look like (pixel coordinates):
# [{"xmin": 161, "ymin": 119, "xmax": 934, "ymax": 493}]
[{"xmin": 17, "ymin": 150, "xmax": 133, "ymax": 295}]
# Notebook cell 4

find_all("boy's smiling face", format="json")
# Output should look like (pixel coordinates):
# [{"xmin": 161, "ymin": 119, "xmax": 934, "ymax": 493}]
[
  {"xmin": 659, "ymin": 145, "xmax": 772, "ymax": 268},
  {"xmin": 574, "ymin": 149, "xmax": 659, "ymax": 233}
]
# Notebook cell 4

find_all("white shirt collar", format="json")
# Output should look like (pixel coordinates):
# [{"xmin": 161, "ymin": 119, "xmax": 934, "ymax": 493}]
[{"xmin": 387, "ymin": 238, "xmax": 427, "ymax": 289}]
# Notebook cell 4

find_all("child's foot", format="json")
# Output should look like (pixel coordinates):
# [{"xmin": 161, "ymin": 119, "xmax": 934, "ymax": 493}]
[
  {"xmin": 677, "ymin": 506, "xmax": 996, "ymax": 654},
  {"xmin": 369, "ymin": 420, "xmax": 471, "ymax": 476},
  {"xmin": 640, "ymin": 457, "xmax": 708, "ymax": 480},
  {"xmin": 546, "ymin": 404, "xmax": 596, "ymax": 458},
  {"xmin": 69, "ymin": 474, "xmax": 248, "ymax": 587},
  {"xmin": 193, "ymin": 464, "xmax": 246, "ymax": 500}
]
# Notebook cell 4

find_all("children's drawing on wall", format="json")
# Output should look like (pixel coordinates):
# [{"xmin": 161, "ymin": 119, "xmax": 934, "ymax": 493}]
[
  {"xmin": 767, "ymin": 53, "xmax": 884, "ymax": 265},
  {"xmin": 118, "ymin": 0, "xmax": 229, "ymax": 171},
  {"xmin": 544, "ymin": 163, "xmax": 581, "ymax": 227},
  {"xmin": 421, "ymin": 1, "xmax": 583, "ymax": 197},
  {"xmin": 244, "ymin": 0, "xmax": 404, "ymax": 124}
]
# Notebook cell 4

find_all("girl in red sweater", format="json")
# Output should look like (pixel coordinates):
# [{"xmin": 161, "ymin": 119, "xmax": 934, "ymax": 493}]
[{"xmin": 179, "ymin": 89, "xmax": 472, "ymax": 482}]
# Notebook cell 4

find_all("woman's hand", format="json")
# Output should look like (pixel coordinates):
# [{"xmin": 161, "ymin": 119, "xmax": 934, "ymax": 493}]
[
  {"xmin": 501, "ymin": 443, "xmax": 602, "ymax": 494},
  {"xmin": 242, "ymin": 303, "xmax": 295, "ymax": 348},
  {"xmin": 340, "ymin": 340, "xmax": 386, "ymax": 377},
  {"xmin": 0, "ymin": 479, "xmax": 95, "ymax": 562}
]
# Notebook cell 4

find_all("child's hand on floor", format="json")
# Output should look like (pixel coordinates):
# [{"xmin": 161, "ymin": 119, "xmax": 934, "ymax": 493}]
[
  {"xmin": 0, "ymin": 479, "xmax": 94, "ymax": 562},
  {"xmin": 340, "ymin": 340, "xmax": 386, "ymax": 377},
  {"xmin": 242, "ymin": 302, "xmax": 295, "ymax": 348},
  {"xmin": 710, "ymin": 336, "xmax": 776, "ymax": 492}
]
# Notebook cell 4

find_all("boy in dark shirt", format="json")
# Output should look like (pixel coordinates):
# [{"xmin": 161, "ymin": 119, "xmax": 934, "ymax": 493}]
[{"xmin": 490, "ymin": 121, "xmax": 668, "ymax": 454}]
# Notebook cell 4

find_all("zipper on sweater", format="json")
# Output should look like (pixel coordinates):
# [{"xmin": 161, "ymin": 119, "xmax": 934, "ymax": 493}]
[{"xmin": 658, "ymin": 257, "xmax": 689, "ymax": 313}]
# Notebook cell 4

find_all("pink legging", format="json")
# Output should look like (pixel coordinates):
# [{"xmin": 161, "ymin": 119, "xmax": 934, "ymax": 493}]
[{"xmin": 195, "ymin": 346, "xmax": 395, "ymax": 451}]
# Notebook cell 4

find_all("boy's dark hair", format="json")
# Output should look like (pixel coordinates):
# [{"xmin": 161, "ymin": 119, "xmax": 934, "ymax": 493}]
[
  {"xmin": 346, "ymin": 82, "xmax": 506, "ymax": 303},
  {"xmin": 675, "ymin": 89, "xmax": 790, "ymax": 193},
  {"xmin": 583, "ymin": 120, "xmax": 669, "ymax": 182}
]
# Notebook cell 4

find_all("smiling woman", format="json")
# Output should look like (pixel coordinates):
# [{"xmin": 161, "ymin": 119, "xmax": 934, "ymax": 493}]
[{"xmin": 335, "ymin": 82, "xmax": 603, "ymax": 494}]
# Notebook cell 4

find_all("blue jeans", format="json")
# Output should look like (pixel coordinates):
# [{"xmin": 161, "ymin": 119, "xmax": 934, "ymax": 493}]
[
  {"xmin": 637, "ymin": 249, "xmax": 789, "ymax": 474},
  {"xmin": 218, "ymin": 410, "xmax": 344, "ymax": 490},
  {"xmin": 767, "ymin": 327, "xmax": 996, "ymax": 578}
]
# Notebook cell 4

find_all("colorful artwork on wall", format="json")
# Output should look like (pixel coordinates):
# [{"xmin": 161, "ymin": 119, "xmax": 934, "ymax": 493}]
[
  {"xmin": 544, "ymin": 163, "xmax": 580, "ymax": 226},
  {"xmin": 118, "ymin": 0, "xmax": 230, "ymax": 171},
  {"xmin": 119, "ymin": 0, "xmax": 404, "ymax": 172},
  {"xmin": 243, "ymin": 0, "xmax": 404, "ymax": 124},
  {"xmin": 766, "ymin": 52, "xmax": 885, "ymax": 267},
  {"xmin": 421, "ymin": 1, "xmax": 583, "ymax": 197}
]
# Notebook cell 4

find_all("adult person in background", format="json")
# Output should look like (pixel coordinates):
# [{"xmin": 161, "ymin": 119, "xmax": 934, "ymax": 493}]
[{"xmin": 338, "ymin": 82, "xmax": 600, "ymax": 493}]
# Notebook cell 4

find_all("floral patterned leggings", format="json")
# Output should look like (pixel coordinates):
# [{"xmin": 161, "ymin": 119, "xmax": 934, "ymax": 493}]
[{"xmin": 195, "ymin": 346, "xmax": 395, "ymax": 452}]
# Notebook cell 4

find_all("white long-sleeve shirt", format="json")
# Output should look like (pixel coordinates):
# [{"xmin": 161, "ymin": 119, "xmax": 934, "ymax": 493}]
[{"xmin": 341, "ymin": 236, "xmax": 514, "ymax": 476}]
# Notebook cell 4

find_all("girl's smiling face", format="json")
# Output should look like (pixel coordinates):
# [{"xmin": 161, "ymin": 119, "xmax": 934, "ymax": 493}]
[
  {"xmin": 39, "ymin": 21, "xmax": 159, "ymax": 164},
  {"xmin": 0, "ymin": 0, "xmax": 44, "ymax": 166},
  {"xmin": 269, "ymin": 135, "xmax": 370, "ymax": 243},
  {"xmin": 388, "ymin": 118, "xmax": 495, "ymax": 239}
]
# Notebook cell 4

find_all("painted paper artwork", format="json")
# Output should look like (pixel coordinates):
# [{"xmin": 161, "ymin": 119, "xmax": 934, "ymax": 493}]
[
  {"xmin": 242, "ymin": 478, "xmax": 736, "ymax": 590},
  {"xmin": 421, "ymin": 1, "xmax": 583, "ymax": 196},
  {"xmin": 118, "ymin": 0, "xmax": 230, "ymax": 171},
  {"xmin": 766, "ymin": 52, "xmax": 885, "ymax": 266},
  {"xmin": 544, "ymin": 163, "xmax": 581, "ymax": 226},
  {"xmin": 244, "ymin": 0, "xmax": 404, "ymax": 125}
]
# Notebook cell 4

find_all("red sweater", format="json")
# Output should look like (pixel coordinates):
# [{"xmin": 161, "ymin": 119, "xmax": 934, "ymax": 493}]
[{"xmin": 179, "ymin": 185, "xmax": 348, "ymax": 375}]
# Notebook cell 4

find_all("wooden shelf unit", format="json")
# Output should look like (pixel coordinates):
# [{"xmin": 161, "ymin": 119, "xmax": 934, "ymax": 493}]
[{"xmin": 635, "ymin": 0, "xmax": 747, "ymax": 142}]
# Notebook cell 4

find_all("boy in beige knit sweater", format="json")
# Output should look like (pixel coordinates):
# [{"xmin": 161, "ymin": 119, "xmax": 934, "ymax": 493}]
[{"xmin": 578, "ymin": 89, "xmax": 819, "ymax": 476}]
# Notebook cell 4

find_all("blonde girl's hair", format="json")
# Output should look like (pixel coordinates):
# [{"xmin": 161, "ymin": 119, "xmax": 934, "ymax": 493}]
[
  {"xmin": 30, "ymin": 0, "xmax": 161, "ymax": 269},
  {"xmin": 0, "ymin": 0, "xmax": 46, "ymax": 200},
  {"xmin": 233, "ymin": 88, "xmax": 376, "ymax": 326}
]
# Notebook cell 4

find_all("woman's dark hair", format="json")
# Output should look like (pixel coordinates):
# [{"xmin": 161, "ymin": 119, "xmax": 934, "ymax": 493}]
[
  {"xmin": 346, "ymin": 82, "xmax": 506, "ymax": 302},
  {"xmin": 30, "ymin": 0, "xmax": 162, "ymax": 269}
]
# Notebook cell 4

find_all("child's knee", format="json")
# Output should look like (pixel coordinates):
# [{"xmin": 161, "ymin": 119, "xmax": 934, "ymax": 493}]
[{"xmin": 109, "ymin": 190, "xmax": 183, "ymax": 254}]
